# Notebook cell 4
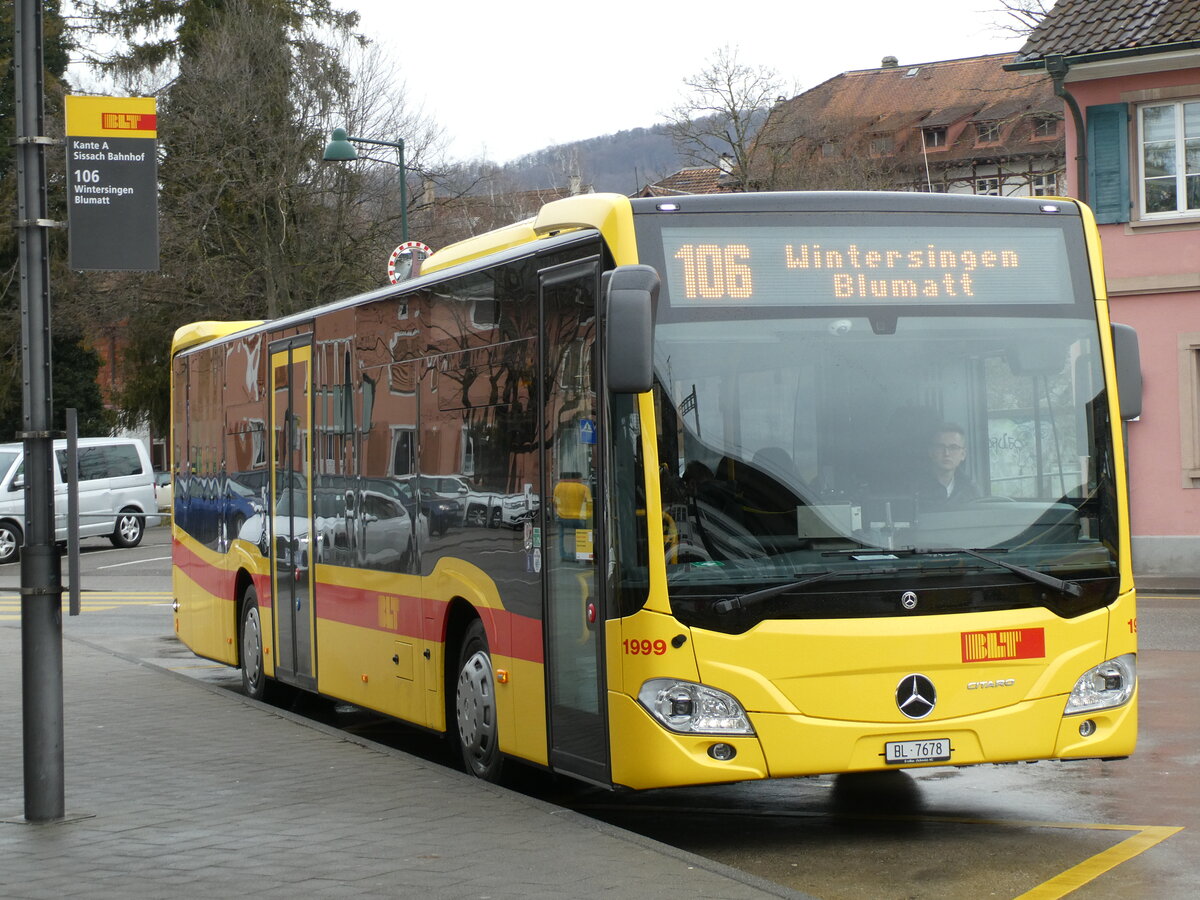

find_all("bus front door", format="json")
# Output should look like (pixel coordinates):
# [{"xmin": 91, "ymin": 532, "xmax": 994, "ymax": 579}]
[
  {"xmin": 540, "ymin": 260, "xmax": 610, "ymax": 786},
  {"xmin": 269, "ymin": 338, "xmax": 317, "ymax": 692}
]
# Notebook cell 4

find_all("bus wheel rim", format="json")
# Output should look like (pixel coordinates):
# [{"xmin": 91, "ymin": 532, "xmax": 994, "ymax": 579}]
[
  {"xmin": 243, "ymin": 606, "xmax": 263, "ymax": 691},
  {"xmin": 457, "ymin": 650, "xmax": 496, "ymax": 766}
]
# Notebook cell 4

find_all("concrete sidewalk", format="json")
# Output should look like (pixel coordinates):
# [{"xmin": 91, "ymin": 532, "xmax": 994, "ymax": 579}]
[{"xmin": 0, "ymin": 626, "xmax": 799, "ymax": 899}]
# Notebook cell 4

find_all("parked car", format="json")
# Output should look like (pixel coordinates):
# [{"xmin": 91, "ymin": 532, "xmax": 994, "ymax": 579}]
[
  {"xmin": 0, "ymin": 437, "xmax": 161, "ymax": 563},
  {"xmin": 396, "ymin": 475, "xmax": 464, "ymax": 536},
  {"xmin": 154, "ymin": 470, "xmax": 172, "ymax": 513},
  {"xmin": 461, "ymin": 480, "xmax": 540, "ymax": 529}
]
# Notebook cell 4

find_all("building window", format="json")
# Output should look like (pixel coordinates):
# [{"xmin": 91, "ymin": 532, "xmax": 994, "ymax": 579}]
[
  {"xmin": 977, "ymin": 121, "xmax": 1000, "ymax": 144},
  {"xmin": 821, "ymin": 140, "xmax": 839, "ymax": 157},
  {"xmin": 1031, "ymin": 172, "xmax": 1058, "ymax": 196},
  {"xmin": 1032, "ymin": 116, "xmax": 1060, "ymax": 138},
  {"xmin": 922, "ymin": 127, "xmax": 947, "ymax": 148},
  {"xmin": 1139, "ymin": 100, "xmax": 1200, "ymax": 217},
  {"xmin": 975, "ymin": 177, "xmax": 1001, "ymax": 196},
  {"xmin": 869, "ymin": 133, "xmax": 894, "ymax": 156}
]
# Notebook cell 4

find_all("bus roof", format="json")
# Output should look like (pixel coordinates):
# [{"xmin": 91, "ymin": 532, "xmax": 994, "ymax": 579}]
[
  {"xmin": 421, "ymin": 192, "xmax": 638, "ymax": 273},
  {"xmin": 172, "ymin": 321, "xmax": 265, "ymax": 356},
  {"xmin": 170, "ymin": 191, "xmax": 1085, "ymax": 357},
  {"xmin": 626, "ymin": 190, "xmax": 1083, "ymax": 217}
]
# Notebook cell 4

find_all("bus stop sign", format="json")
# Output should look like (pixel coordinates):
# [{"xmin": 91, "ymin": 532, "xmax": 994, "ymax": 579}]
[{"xmin": 64, "ymin": 96, "xmax": 159, "ymax": 271}]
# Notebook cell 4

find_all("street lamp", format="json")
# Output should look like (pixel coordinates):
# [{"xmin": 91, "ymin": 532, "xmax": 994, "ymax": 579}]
[{"xmin": 323, "ymin": 127, "xmax": 408, "ymax": 241}]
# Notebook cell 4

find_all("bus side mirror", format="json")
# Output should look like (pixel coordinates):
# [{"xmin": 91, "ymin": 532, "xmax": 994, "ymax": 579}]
[
  {"xmin": 1111, "ymin": 323, "xmax": 1142, "ymax": 421},
  {"xmin": 604, "ymin": 265, "xmax": 658, "ymax": 394}
]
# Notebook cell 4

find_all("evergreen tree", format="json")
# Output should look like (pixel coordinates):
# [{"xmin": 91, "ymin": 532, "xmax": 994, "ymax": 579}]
[{"xmin": 71, "ymin": 0, "xmax": 431, "ymax": 436}]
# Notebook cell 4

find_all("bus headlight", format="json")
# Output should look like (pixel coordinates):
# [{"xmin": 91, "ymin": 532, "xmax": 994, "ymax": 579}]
[
  {"xmin": 1065, "ymin": 654, "xmax": 1136, "ymax": 715},
  {"xmin": 637, "ymin": 679, "xmax": 755, "ymax": 735}
]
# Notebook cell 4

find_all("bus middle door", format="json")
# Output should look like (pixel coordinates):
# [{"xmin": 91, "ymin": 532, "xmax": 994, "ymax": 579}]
[{"xmin": 269, "ymin": 337, "xmax": 317, "ymax": 692}]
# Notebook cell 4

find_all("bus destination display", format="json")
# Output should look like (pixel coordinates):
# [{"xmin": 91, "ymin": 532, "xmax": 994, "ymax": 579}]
[{"xmin": 661, "ymin": 224, "xmax": 1074, "ymax": 307}]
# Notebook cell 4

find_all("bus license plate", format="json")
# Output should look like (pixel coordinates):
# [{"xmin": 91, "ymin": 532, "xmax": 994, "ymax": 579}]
[{"xmin": 885, "ymin": 738, "xmax": 952, "ymax": 764}]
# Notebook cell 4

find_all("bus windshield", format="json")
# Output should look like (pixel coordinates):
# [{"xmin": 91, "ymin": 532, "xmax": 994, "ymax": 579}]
[{"xmin": 624, "ymin": 208, "xmax": 1119, "ymax": 627}]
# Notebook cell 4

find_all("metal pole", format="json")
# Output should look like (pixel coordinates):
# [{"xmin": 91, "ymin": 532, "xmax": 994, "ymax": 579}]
[
  {"xmin": 342, "ymin": 134, "xmax": 407, "ymax": 241},
  {"xmin": 13, "ymin": 0, "xmax": 66, "ymax": 822},
  {"xmin": 397, "ymin": 141, "xmax": 408, "ymax": 242}
]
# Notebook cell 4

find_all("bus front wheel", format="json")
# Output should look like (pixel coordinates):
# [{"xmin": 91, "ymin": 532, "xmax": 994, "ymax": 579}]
[
  {"xmin": 454, "ymin": 619, "xmax": 504, "ymax": 782},
  {"xmin": 240, "ymin": 585, "xmax": 275, "ymax": 702}
]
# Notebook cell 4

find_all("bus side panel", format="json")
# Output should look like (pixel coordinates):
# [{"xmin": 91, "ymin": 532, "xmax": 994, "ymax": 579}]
[
  {"xmin": 424, "ymin": 560, "xmax": 549, "ymax": 767},
  {"xmin": 308, "ymin": 560, "xmax": 550, "ymax": 767},
  {"xmin": 172, "ymin": 529, "xmax": 239, "ymax": 665},
  {"xmin": 313, "ymin": 565, "xmax": 430, "ymax": 725},
  {"xmin": 173, "ymin": 342, "xmax": 243, "ymax": 666}
]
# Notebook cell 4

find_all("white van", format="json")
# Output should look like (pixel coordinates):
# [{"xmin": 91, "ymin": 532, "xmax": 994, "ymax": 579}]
[{"xmin": 0, "ymin": 437, "xmax": 161, "ymax": 563}]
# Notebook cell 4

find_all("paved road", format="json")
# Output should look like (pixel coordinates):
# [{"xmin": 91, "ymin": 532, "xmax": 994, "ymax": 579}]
[{"xmin": 4, "ymin": 526, "xmax": 1195, "ymax": 899}]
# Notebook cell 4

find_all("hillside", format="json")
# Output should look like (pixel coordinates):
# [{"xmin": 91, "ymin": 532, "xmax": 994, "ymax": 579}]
[{"xmin": 500, "ymin": 123, "xmax": 685, "ymax": 195}]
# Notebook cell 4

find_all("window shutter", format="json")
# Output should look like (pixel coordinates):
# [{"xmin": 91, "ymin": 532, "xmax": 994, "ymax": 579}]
[{"xmin": 1086, "ymin": 103, "xmax": 1130, "ymax": 224}]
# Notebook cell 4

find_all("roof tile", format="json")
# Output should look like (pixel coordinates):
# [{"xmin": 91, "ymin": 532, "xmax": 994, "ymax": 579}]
[{"xmin": 1015, "ymin": 0, "xmax": 1200, "ymax": 61}]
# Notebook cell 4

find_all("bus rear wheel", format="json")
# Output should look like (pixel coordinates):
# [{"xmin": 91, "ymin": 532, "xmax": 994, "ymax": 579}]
[{"xmin": 455, "ymin": 619, "xmax": 503, "ymax": 782}]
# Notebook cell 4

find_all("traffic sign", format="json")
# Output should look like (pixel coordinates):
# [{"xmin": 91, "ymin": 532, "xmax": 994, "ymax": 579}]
[
  {"xmin": 388, "ymin": 241, "xmax": 432, "ymax": 283},
  {"xmin": 64, "ymin": 96, "xmax": 159, "ymax": 271}
]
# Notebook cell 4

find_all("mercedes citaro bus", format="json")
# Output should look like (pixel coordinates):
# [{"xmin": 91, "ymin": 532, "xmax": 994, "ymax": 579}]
[{"xmin": 171, "ymin": 191, "xmax": 1140, "ymax": 789}]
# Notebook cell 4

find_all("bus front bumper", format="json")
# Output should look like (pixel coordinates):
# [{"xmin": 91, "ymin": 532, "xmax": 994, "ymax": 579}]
[{"xmin": 608, "ymin": 690, "xmax": 1136, "ymax": 791}]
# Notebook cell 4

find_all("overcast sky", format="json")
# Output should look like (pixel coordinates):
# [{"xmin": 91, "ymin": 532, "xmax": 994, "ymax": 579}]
[{"xmin": 340, "ymin": 0, "xmax": 1029, "ymax": 164}]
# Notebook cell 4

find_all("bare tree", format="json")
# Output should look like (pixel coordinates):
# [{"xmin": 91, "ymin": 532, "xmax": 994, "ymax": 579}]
[
  {"xmin": 991, "ymin": 0, "xmax": 1054, "ymax": 37},
  {"xmin": 666, "ymin": 46, "xmax": 785, "ymax": 189},
  {"xmin": 72, "ymin": 0, "xmax": 444, "ymax": 432}
]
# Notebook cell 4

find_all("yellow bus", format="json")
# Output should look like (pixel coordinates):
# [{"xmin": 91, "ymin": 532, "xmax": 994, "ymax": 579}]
[{"xmin": 170, "ymin": 191, "xmax": 1140, "ymax": 788}]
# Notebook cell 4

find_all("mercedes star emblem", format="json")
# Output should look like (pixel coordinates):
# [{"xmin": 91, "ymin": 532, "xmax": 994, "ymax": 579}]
[{"xmin": 896, "ymin": 674, "xmax": 937, "ymax": 719}]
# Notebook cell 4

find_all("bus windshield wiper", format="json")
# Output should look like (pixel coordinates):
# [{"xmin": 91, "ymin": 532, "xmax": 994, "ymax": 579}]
[
  {"xmin": 713, "ymin": 570, "xmax": 837, "ymax": 614},
  {"xmin": 939, "ymin": 547, "xmax": 1083, "ymax": 598}
]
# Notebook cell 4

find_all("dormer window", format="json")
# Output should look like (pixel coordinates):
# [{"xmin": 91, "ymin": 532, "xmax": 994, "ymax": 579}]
[
  {"xmin": 1032, "ymin": 115, "xmax": 1060, "ymax": 138},
  {"xmin": 922, "ymin": 127, "xmax": 947, "ymax": 148},
  {"xmin": 869, "ymin": 133, "xmax": 894, "ymax": 156},
  {"xmin": 977, "ymin": 121, "xmax": 1001, "ymax": 144}
]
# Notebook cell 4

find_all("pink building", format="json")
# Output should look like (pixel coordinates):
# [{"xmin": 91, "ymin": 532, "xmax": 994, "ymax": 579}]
[{"xmin": 1010, "ymin": 0, "xmax": 1200, "ymax": 576}]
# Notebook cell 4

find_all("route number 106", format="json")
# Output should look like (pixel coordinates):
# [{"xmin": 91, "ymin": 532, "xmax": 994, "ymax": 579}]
[{"xmin": 674, "ymin": 243, "xmax": 753, "ymax": 300}]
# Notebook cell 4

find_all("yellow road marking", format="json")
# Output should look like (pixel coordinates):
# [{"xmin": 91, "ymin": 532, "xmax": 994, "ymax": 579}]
[
  {"xmin": 0, "ymin": 593, "xmax": 171, "ymax": 602},
  {"xmin": 600, "ymin": 806, "xmax": 1187, "ymax": 899},
  {"xmin": 1, "ymin": 594, "xmax": 171, "ymax": 619},
  {"xmin": 832, "ymin": 814, "xmax": 1185, "ymax": 898},
  {"xmin": 1017, "ymin": 824, "xmax": 1184, "ymax": 899}
]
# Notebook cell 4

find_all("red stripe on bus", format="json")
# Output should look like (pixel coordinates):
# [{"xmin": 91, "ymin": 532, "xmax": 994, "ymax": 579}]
[
  {"xmin": 173, "ymin": 539, "xmax": 544, "ymax": 663},
  {"xmin": 316, "ymin": 580, "xmax": 544, "ymax": 663},
  {"xmin": 172, "ymin": 538, "xmax": 274, "ymax": 610}
]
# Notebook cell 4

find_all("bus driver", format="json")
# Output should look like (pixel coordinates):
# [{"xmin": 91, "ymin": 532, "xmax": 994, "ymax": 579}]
[{"xmin": 915, "ymin": 423, "xmax": 980, "ymax": 508}]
